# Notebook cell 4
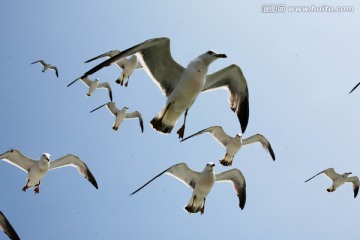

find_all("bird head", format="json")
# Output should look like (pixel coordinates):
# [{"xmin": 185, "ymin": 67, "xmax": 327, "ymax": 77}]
[
  {"xmin": 42, "ymin": 153, "xmax": 51, "ymax": 162},
  {"xmin": 199, "ymin": 50, "xmax": 227, "ymax": 65},
  {"xmin": 236, "ymin": 133, "xmax": 242, "ymax": 139},
  {"xmin": 206, "ymin": 162, "xmax": 215, "ymax": 168}
]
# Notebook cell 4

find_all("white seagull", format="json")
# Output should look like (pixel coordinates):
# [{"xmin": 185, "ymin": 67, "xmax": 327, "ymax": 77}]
[
  {"xmin": 0, "ymin": 149, "xmax": 98, "ymax": 193},
  {"xmin": 31, "ymin": 60, "xmax": 58, "ymax": 77},
  {"xmin": 130, "ymin": 162, "xmax": 246, "ymax": 214},
  {"xmin": 85, "ymin": 50, "xmax": 142, "ymax": 86},
  {"xmin": 67, "ymin": 76, "xmax": 113, "ymax": 101},
  {"xmin": 90, "ymin": 102, "xmax": 144, "ymax": 132},
  {"xmin": 0, "ymin": 211, "xmax": 20, "ymax": 240},
  {"xmin": 305, "ymin": 168, "xmax": 359, "ymax": 198},
  {"xmin": 181, "ymin": 126, "xmax": 275, "ymax": 166},
  {"xmin": 78, "ymin": 37, "xmax": 249, "ymax": 138}
]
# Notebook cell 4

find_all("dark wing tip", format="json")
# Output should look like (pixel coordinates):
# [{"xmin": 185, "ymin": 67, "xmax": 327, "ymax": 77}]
[
  {"xmin": 67, "ymin": 77, "xmax": 81, "ymax": 87},
  {"xmin": 86, "ymin": 168, "xmax": 98, "ymax": 189},
  {"xmin": 237, "ymin": 96, "xmax": 249, "ymax": 134},
  {"xmin": 238, "ymin": 189, "xmax": 246, "ymax": 210},
  {"xmin": 354, "ymin": 186, "xmax": 359, "ymax": 198},
  {"xmin": 349, "ymin": 82, "xmax": 360, "ymax": 94},
  {"xmin": 268, "ymin": 145, "xmax": 276, "ymax": 161}
]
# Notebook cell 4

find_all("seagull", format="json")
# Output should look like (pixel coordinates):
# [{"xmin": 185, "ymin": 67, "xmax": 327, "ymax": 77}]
[
  {"xmin": 90, "ymin": 102, "xmax": 144, "ymax": 132},
  {"xmin": 305, "ymin": 168, "xmax": 359, "ymax": 198},
  {"xmin": 181, "ymin": 126, "xmax": 275, "ymax": 166},
  {"xmin": 349, "ymin": 82, "xmax": 360, "ymax": 94},
  {"xmin": 0, "ymin": 211, "xmax": 20, "ymax": 240},
  {"xmin": 31, "ymin": 60, "xmax": 59, "ymax": 77},
  {"xmin": 130, "ymin": 162, "xmax": 246, "ymax": 214},
  {"xmin": 77, "ymin": 37, "xmax": 249, "ymax": 138},
  {"xmin": 67, "ymin": 76, "xmax": 113, "ymax": 101},
  {"xmin": 85, "ymin": 50, "xmax": 142, "ymax": 86},
  {"xmin": 0, "ymin": 149, "xmax": 98, "ymax": 193}
]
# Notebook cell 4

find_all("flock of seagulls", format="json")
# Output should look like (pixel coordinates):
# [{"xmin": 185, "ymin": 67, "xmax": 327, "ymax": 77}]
[{"xmin": 1, "ymin": 36, "xmax": 359, "ymax": 238}]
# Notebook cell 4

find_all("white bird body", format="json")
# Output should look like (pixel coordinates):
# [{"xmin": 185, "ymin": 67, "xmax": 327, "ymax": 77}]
[
  {"xmin": 79, "ymin": 38, "xmax": 249, "ymax": 138},
  {"xmin": 181, "ymin": 126, "xmax": 275, "ymax": 166},
  {"xmin": 0, "ymin": 149, "xmax": 98, "ymax": 193},
  {"xmin": 305, "ymin": 168, "xmax": 359, "ymax": 198},
  {"xmin": 31, "ymin": 59, "xmax": 59, "ymax": 77},
  {"xmin": 67, "ymin": 76, "xmax": 113, "ymax": 101},
  {"xmin": 131, "ymin": 162, "xmax": 246, "ymax": 214},
  {"xmin": 90, "ymin": 102, "xmax": 144, "ymax": 132}
]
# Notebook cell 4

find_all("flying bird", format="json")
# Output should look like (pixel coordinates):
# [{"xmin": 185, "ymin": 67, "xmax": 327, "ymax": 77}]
[
  {"xmin": 349, "ymin": 82, "xmax": 360, "ymax": 94},
  {"xmin": 305, "ymin": 168, "xmax": 359, "ymax": 198},
  {"xmin": 85, "ymin": 50, "xmax": 142, "ymax": 86},
  {"xmin": 130, "ymin": 162, "xmax": 246, "ymax": 214},
  {"xmin": 77, "ymin": 37, "xmax": 249, "ymax": 138},
  {"xmin": 67, "ymin": 76, "xmax": 113, "ymax": 101},
  {"xmin": 90, "ymin": 102, "xmax": 144, "ymax": 132},
  {"xmin": 0, "ymin": 211, "xmax": 20, "ymax": 240},
  {"xmin": 31, "ymin": 60, "xmax": 58, "ymax": 77},
  {"xmin": 181, "ymin": 126, "xmax": 275, "ymax": 166},
  {"xmin": 0, "ymin": 149, "xmax": 98, "ymax": 193}
]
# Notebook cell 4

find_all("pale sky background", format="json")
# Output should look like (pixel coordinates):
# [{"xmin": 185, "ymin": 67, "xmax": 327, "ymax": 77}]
[{"xmin": 1, "ymin": 0, "xmax": 360, "ymax": 239}]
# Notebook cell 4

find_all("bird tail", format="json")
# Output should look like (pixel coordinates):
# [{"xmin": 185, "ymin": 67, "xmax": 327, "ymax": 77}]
[
  {"xmin": 150, "ymin": 116, "xmax": 174, "ymax": 133},
  {"xmin": 184, "ymin": 201, "xmax": 204, "ymax": 215}
]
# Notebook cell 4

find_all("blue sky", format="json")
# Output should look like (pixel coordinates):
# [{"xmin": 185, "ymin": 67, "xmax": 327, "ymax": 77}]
[{"xmin": 1, "ymin": 0, "xmax": 360, "ymax": 239}]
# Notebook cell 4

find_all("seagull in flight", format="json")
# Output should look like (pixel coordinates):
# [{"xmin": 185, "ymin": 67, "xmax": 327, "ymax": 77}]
[
  {"xmin": 0, "ymin": 149, "xmax": 98, "ymax": 193},
  {"xmin": 0, "ymin": 211, "xmax": 20, "ymax": 240},
  {"xmin": 90, "ymin": 102, "xmax": 144, "ymax": 132},
  {"xmin": 67, "ymin": 76, "xmax": 113, "ymax": 101},
  {"xmin": 77, "ymin": 37, "xmax": 249, "ymax": 138},
  {"xmin": 85, "ymin": 50, "xmax": 142, "ymax": 87},
  {"xmin": 181, "ymin": 126, "xmax": 275, "ymax": 166},
  {"xmin": 130, "ymin": 162, "xmax": 246, "ymax": 214},
  {"xmin": 305, "ymin": 168, "xmax": 359, "ymax": 198},
  {"xmin": 31, "ymin": 60, "xmax": 58, "ymax": 77}
]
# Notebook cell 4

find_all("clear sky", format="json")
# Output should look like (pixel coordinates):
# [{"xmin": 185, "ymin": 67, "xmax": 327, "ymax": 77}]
[{"xmin": 1, "ymin": 0, "xmax": 360, "ymax": 239}]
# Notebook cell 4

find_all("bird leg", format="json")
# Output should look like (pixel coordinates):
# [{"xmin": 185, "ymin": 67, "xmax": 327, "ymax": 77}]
[
  {"xmin": 124, "ymin": 76, "xmax": 131, "ymax": 87},
  {"xmin": 177, "ymin": 109, "xmax": 189, "ymax": 139},
  {"xmin": 34, "ymin": 182, "xmax": 41, "ymax": 194},
  {"xmin": 22, "ymin": 180, "xmax": 30, "ymax": 192}
]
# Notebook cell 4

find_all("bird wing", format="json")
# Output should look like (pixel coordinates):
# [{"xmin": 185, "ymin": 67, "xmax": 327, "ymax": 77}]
[
  {"xmin": 80, "ymin": 37, "xmax": 184, "ymax": 96},
  {"xmin": 67, "ymin": 76, "xmax": 92, "ymax": 87},
  {"xmin": 0, "ymin": 211, "xmax": 20, "ymax": 240},
  {"xmin": 49, "ymin": 66, "xmax": 59, "ymax": 77},
  {"xmin": 130, "ymin": 162, "xmax": 201, "ymax": 196},
  {"xmin": 181, "ymin": 126, "xmax": 231, "ymax": 147},
  {"xmin": 31, "ymin": 59, "xmax": 46, "ymax": 66},
  {"xmin": 349, "ymin": 82, "xmax": 360, "ymax": 94},
  {"xmin": 49, "ymin": 154, "xmax": 98, "ymax": 189},
  {"xmin": 242, "ymin": 134, "xmax": 275, "ymax": 160},
  {"xmin": 126, "ymin": 111, "xmax": 144, "ymax": 132},
  {"xmin": 215, "ymin": 168, "xmax": 246, "ymax": 210},
  {"xmin": 97, "ymin": 82, "xmax": 113, "ymax": 101},
  {"xmin": 346, "ymin": 176, "xmax": 359, "ymax": 198},
  {"xmin": 0, "ymin": 149, "xmax": 36, "ymax": 173},
  {"xmin": 84, "ymin": 50, "xmax": 121, "ymax": 63},
  {"xmin": 203, "ymin": 64, "xmax": 249, "ymax": 133},
  {"xmin": 305, "ymin": 168, "xmax": 340, "ymax": 183}
]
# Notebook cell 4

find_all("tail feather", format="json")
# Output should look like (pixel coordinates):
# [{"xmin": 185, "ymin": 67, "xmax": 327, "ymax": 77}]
[{"xmin": 150, "ymin": 115, "xmax": 174, "ymax": 133}]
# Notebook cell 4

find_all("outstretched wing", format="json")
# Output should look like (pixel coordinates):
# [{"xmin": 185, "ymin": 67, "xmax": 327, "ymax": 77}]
[
  {"xmin": 0, "ymin": 149, "xmax": 36, "ymax": 173},
  {"xmin": 49, "ymin": 66, "xmax": 59, "ymax": 77},
  {"xmin": 0, "ymin": 211, "xmax": 20, "ymax": 240},
  {"xmin": 346, "ymin": 176, "xmax": 359, "ymax": 198},
  {"xmin": 97, "ymin": 82, "xmax": 113, "ymax": 101},
  {"xmin": 84, "ymin": 50, "xmax": 121, "ymax": 63},
  {"xmin": 181, "ymin": 126, "xmax": 232, "ymax": 147},
  {"xmin": 242, "ymin": 134, "xmax": 275, "ymax": 160},
  {"xmin": 305, "ymin": 168, "xmax": 340, "ymax": 183},
  {"xmin": 126, "ymin": 111, "xmax": 144, "ymax": 132},
  {"xmin": 67, "ymin": 76, "xmax": 92, "ymax": 87},
  {"xmin": 80, "ymin": 37, "xmax": 184, "ymax": 96},
  {"xmin": 215, "ymin": 168, "xmax": 246, "ymax": 210},
  {"xmin": 203, "ymin": 64, "xmax": 249, "ymax": 133},
  {"xmin": 49, "ymin": 154, "xmax": 98, "ymax": 189},
  {"xmin": 130, "ymin": 162, "xmax": 200, "ymax": 196},
  {"xmin": 31, "ymin": 59, "xmax": 46, "ymax": 66}
]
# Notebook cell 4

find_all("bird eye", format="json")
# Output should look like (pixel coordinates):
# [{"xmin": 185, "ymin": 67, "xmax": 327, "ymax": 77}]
[{"xmin": 207, "ymin": 50, "xmax": 214, "ymax": 55}]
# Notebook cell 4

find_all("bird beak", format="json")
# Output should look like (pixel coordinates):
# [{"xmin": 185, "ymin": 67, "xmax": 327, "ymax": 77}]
[{"xmin": 215, "ymin": 53, "xmax": 227, "ymax": 58}]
